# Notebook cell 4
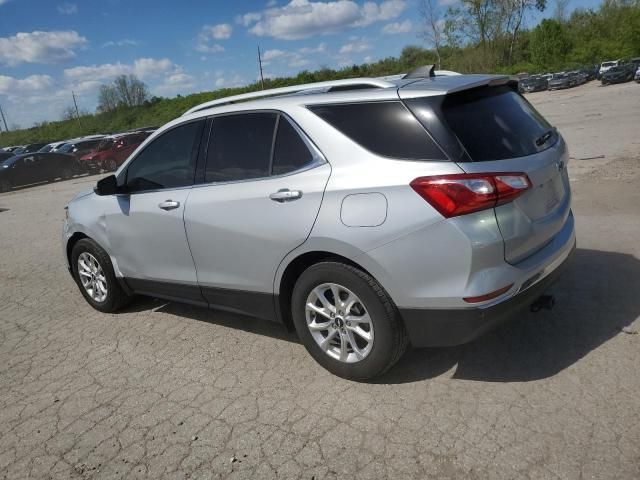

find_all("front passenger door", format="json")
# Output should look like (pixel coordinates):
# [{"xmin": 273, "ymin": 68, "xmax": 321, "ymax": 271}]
[{"xmin": 104, "ymin": 120, "xmax": 206, "ymax": 303}]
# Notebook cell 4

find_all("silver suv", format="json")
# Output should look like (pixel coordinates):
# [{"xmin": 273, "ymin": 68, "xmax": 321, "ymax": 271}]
[{"xmin": 63, "ymin": 67, "xmax": 575, "ymax": 380}]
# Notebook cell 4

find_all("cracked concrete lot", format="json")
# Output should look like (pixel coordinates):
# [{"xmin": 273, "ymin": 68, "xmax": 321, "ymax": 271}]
[{"xmin": 1, "ymin": 81, "xmax": 639, "ymax": 479}]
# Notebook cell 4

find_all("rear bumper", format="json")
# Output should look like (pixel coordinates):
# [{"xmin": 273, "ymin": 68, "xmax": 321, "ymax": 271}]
[{"xmin": 400, "ymin": 237, "xmax": 576, "ymax": 348}]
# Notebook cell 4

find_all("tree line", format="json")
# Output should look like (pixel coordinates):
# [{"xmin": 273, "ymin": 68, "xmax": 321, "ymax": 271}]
[{"xmin": 1, "ymin": 0, "xmax": 638, "ymax": 146}]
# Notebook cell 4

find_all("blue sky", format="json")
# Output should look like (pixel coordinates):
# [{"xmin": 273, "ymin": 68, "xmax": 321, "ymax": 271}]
[{"xmin": 0, "ymin": 0, "xmax": 601, "ymax": 128}]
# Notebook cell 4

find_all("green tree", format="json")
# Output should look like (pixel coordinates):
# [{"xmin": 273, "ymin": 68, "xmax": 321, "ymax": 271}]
[{"xmin": 530, "ymin": 19, "xmax": 571, "ymax": 70}]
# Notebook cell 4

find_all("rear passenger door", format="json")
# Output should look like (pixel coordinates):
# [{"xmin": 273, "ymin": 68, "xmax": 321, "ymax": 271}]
[{"xmin": 184, "ymin": 112, "xmax": 331, "ymax": 320}]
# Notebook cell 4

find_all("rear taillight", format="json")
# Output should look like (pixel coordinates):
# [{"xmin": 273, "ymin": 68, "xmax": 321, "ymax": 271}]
[{"xmin": 410, "ymin": 173, "xmax": 531, "ymax": 218}]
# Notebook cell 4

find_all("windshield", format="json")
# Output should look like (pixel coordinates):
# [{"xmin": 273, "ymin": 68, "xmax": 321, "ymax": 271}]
[
  {"xmin": 608, "ymin": 66, "xmax": 624, "ymax": 73},
  {"xmin": 602, "ymin": 62, "xmax": 616, "ymax": 67},
  {"xmin": 57, "ymin": 143, "xmax": 74, "ymax": 153},
  {"xmin": 39, "ymin": 145, "xmax": 53, "ymax": 153},
  {"xmin": 553, "ymin": 74, "xmax": 567, "ymax": 79}
]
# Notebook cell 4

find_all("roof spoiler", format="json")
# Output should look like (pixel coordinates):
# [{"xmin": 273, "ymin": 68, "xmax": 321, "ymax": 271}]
[{"xmin": 403, "ymin": 65, "xmax": 436, "ymax": 79}]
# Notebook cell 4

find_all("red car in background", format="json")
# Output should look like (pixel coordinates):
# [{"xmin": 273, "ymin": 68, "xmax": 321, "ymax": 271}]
[{"xmin": 79, "ymin": 132, "xmax": 151, "ymax": 172}]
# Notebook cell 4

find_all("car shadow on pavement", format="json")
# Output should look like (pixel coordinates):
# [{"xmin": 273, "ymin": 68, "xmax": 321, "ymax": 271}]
[
  {"xmin": 378, "ymin": 248, "xmax": 640, "ymax": 384},
  {"xmin": 126, "ymin": 296, "xmax": 300, "ymax": 344}
]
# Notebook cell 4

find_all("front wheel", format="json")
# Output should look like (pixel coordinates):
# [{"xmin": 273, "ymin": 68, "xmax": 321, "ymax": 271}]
[
  {"xmin": 291, "ymin": 261, "xmax": 408, "ymax": 381},
  {"xmin": 0, "ymin": 179, "xmax": 11, "ymax": 193},
  {"xmin": 71, "ymin": 238, "xmax": 132, "ymax": 313}
]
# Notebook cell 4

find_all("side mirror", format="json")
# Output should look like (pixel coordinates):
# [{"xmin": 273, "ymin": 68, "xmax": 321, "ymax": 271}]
[{"xmin": 95, "ymin": 175, "xmax": 120, "ymax": 196}]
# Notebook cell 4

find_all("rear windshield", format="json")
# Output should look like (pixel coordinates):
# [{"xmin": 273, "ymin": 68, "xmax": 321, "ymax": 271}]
[{"xmin": 438, "ymin": 86, "xmax": 555, "ymax": 161}]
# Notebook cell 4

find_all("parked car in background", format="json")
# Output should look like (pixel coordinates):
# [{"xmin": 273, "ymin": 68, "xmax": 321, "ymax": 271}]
[
  {"xmin": 579, "ymin": 67, "xmax": 596, "ymax": 82},
  {"xmin": 2, "ymin": 146, "xmax": 23, "ymax": 153},
  {"xmin": 519, "ymin": 76, "xmax": 548, "ymax": 93},
  {"xmin": 79, "ymin": 132, "xmax": 150, "ymax": 172},
  {"xmin": 57, "ymin": 138, "xmax": 103, "ymax": 160},
  {"xmin": 601, "ymin": 64, "xmax": 635, "ymax": 85},
  {"xmin": 39, "ymin": 141, "xmax": 69, "ymax": 153},
  {"xmin": 0, "ymin": 151, "xmax": 14, "ymax": 162},
  {"xmin": 12, "ymin": 143, "xmax": 47, "ymax": 155},
  {"xmin": 548, "ymin": 72, "xmax": 577, "ymax": 90},
  {"xmin": 0, "ymin": 152, "xmax": 81, "ymax": 192},
  {"xmin": 635, "ymin": 66, "xmax": 640, "ymax": 83},
  {"xmin": 599, "ymin": 60, "xmax": 620, "ymax": 77}
]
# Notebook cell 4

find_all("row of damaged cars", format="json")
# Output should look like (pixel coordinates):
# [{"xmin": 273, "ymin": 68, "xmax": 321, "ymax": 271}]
[
  {"xmin": 599, "ymin": 58, "xmax": 640, "ymax": 85},
  {"xmin": 519, "ymin": 68, "xmax": 596, "ymax": 93},
  {"xmin": 0, "ymin": 128, "xmax": 155, "ymax": 193}
]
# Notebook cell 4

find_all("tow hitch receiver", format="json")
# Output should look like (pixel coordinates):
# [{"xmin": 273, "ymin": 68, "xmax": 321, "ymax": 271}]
[{"xmin": 530, "ymin": 294, "xmax": 555, "ymax": 313}]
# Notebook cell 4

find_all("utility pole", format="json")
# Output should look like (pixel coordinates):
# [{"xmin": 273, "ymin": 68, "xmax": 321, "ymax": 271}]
[
  {"xmin": 257, "ymin": 45, "xmax": 265, "ymax": 90},
  {"xmin": 0, "ymin": 104, "xmax": 8, "ymax": 132},
  {"xmin": 72, "ymin": 91, "xmax": 82, "ymax": 129}
]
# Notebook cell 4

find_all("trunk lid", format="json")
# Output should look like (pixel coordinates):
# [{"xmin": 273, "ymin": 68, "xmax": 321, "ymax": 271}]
[
  {"xmin": 402, "ymin": 81, "xmax": 571, "ymax": 264},
  {"xmin": 457, "ymin": 140, "xmax": 571, "ymax": 263}
]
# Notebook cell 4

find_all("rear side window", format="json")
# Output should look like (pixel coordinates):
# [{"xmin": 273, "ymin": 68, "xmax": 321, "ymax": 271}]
[
  {"xmin": 439, "ymin": 86, "xmax": 554, "ymax": 161},
  {"xmin": 205, "ymin": 113, "xmax": 277, "ymax": 183},
  {"xmin": 308, "ymin": 101, "xmax": 446, "ymax": 161},
  {"xmin": 272, "ymin": 117, "xmax": 314, "ymax": 175}
]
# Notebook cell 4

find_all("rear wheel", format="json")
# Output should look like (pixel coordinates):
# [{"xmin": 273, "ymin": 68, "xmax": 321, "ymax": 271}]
[
  {"xmin": 105, "ymin": 159, "xmax": 117, "ymax": 171},
  {"xmin": 71, "ymin": 238, "xmax": 132, "ymax": 313},
  {"xmin": 291, "ymin": 261, "xmax": 408, "ymax": 380},
  {"xmin": 61, "ymin": 167, "xmax": 74, "ymax": 180}
]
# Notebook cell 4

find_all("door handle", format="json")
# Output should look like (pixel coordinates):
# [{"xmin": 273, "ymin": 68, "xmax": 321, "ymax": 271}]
[
  {"xmin": 269, "ymin": 189, "xmax": 303, "ymax": 203},
  {"xmin": 158, "ymin": 200, "xmax": 180, "ymax": 211}
]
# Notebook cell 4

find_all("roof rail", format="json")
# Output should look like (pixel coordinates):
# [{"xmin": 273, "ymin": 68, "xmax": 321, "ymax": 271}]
[{"xmin": 182, "ymin": 78, "xmax": 395, "ymax": 116}]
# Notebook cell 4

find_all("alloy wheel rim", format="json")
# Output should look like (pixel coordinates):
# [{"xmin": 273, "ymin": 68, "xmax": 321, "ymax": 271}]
[
  {"xmin": 305, "ymin": 283, "xmax": 374, "ymax": 363},
  {"xmin": 78, "ymin": 252, "xmax": 108, "ymax": 303}
]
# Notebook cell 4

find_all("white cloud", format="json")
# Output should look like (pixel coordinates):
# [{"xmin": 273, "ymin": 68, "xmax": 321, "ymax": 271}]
[
  {"xmin": 213, "ymin": 72, "xmax": 246, "ymax": 89},
  {"xmin": 63, "ymin": 58, "xmax": 179, "ymax": 95},
  {"xmin": 155, "ymin": 73, "xmax": 196, "ymax": 97},
  {"xmin": 260, "ymin": 43, "xmax": 327, "ymax": 69},
  {"xmin": 0, "ymin": 74, "xmax": 53, "ymax": 96},
  {"xmin": 382, "ymin": 19, "xmax": 412, "ymax": 34},
  {"xmin": 102, "ymin": 39, "xmax": 139, "ymax": 48},
  {"xmin": 339, "ymin": 38, "xmax": 371, "ymax": 54},
  {"xmin": 196, "ymin": 23, "xmax": 232, "ymax": 53},
  {"xmin": 243, "ymin": 0, "xmax": 406, "ymax": 40},
  {"xmin": 57, "ymin": 2, "xmax": 78, "ymax": 14},
  {"xmin": 0, "ymin": 0, "xmax": 13, "ymax": 5},
  {"xmin": 0, "ymin": 30, "xmax": 87, "ymax": 66},
  {"xmin": 237, "ymin": 12, "xmax": 262, "ymax": 27},
  {"xmin": 202, "ymin": 23, "xmax": 233, "ymax": 40}
]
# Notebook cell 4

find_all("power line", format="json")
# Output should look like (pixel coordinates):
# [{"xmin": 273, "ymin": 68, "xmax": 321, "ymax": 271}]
[
  {"xmin": 72, "ymin": 91, "xmax": 82, "ymax": 130},
  {"xmin": 0, "ymin": 104, "xmax": 9, "ymax": 132},
  {"xmin": 257, "ymin": 45, "xmax": 265, "ymax": 90}
]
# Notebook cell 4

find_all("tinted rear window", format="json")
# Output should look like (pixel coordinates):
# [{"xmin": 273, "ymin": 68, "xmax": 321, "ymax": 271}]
[
  {"xmin": 309, "ymin": 102, "xmax": 446, "ymax": 161},
  {"xmin": 205, "ymin": 113, "xmax": 277, "ymax": 183},
  {"xmin": 272, "ymin": 117, "xmax": 314, "ymax": 175},
  {"xmin": 439, "ymin": 86, "xmax": 554, "ymax": 161}
]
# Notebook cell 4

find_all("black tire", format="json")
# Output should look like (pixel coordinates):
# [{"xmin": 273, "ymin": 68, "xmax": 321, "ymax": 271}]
[
  {"xmin": 61, "ymin": 167, "xmax": 74, "ymax": 180},
  {"xmin": 291, "ymin": 261, "xmax": 408, "ymax": 381},
  {"xmin": 105, "ymin": 159, "xmax": 117, "ymax": 171},
  {"xmin": 0, "ymin": 179, "xmax": 11, "ymax": 193},
  {"xmin": 71, "ymin": 238, "xmax": 132, "ymax": 313}
]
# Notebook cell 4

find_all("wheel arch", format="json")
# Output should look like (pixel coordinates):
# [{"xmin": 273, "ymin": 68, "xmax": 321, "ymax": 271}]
[
  {"xmin": 276, "ymin": 250, "xmax": 376, "ymax": 331},
  {"xmin": 66, "ymin": 231, "xmax": 89, "ymax": 268}
]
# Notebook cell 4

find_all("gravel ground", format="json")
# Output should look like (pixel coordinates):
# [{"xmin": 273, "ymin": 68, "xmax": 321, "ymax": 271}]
[{"xmin": 1, "ymin": 80, "xmax": 639, "ymax": 479}]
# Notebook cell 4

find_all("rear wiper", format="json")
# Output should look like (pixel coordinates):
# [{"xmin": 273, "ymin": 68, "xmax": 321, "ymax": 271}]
[{"xmin": 535, "ymin": 128, "xmax": 556, "ymax": 147}]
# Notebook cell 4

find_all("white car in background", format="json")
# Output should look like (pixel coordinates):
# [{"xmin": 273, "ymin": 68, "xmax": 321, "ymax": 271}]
[{"xmin": 599, "ymin": 60, "xmax": 620, "ymax": 77}]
